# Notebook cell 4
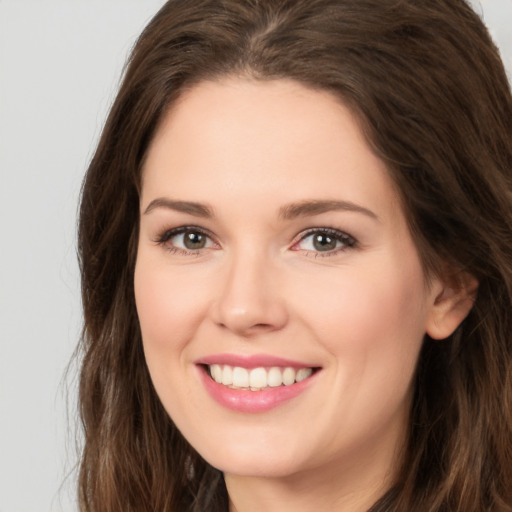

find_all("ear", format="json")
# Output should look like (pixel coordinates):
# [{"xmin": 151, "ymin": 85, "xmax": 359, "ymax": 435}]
[{"xmin": 426, "ymin": 268, "xmax": 478, "ymax": 340}]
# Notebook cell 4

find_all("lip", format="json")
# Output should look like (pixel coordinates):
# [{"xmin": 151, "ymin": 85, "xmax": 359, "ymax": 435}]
[
  {"xmin": 196, "ymin": 355, "xmax": 320, "ymax": 413},
  {"xmin": 195, "ymin": 353, "xmax": 316, "ymax": 369}
]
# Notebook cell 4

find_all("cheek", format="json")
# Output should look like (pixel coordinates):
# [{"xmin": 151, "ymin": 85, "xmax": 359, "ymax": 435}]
[
  {"xmin": 134, "ymin": 257, "xmax": 208, "ymax": 356},
  {"xmin": 133, "ymin": 256, "xmax": 212, "ymax": 423},
  {"xmin": 295, "ymin": 255, "xmax": 428, "ymax": 368},
  {"xmin": 297, "ymin": 258, "xmax": 428, "ymax": 436}
]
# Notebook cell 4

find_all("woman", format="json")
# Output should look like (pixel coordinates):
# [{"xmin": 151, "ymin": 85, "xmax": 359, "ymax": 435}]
[{"xmin": 77, "ymin": 0, "xmax": 512, "ymax": 510}]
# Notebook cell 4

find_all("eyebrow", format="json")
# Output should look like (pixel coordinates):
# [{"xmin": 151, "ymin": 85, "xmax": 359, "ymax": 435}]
[
  {"xmin": 279, "ymin": 199, "xmax": 379, "ymax": 221},
  {"xmin": 143, "ymin": 198, "xmax": 214, "ymax": 217},
  {"xmin": 143, "ymin": 197, "xmax": 378, "ymax": 221}
]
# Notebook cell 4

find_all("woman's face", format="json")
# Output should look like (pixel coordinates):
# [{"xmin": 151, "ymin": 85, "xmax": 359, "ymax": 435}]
[{"xmin": 135, "ymin": 78, "xmax": 447, "ymax": 484}]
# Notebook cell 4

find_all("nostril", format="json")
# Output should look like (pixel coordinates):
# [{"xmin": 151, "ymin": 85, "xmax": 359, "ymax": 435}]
[{"xmin": 210, "ymin": 286, "xmax": 289, "ymax": 335}]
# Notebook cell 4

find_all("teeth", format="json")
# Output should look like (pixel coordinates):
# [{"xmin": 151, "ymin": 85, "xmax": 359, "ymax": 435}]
[
  {"xmin": 249, "ymin": 367, "xmax": 267, "ymax": 389},
  {"xmin": 267, "ymin": 367, "xmax": 283, "ymax": 387},
  {"xmin": 232, "ymin": 367, "xmax": 249, "ymax": 388},
  {"xmin": 296, "ymin": 368, "xmax": 311, "ymax": 382},
  {"xmin": 211, "ymin": 364, "xmax": 222, "ymax": 383},
  {"xmin": 221, "ymin": 365, "xmax": 233, "ymax": 386},
  {"xmin": 208, "ymin": 364, "xmax": 313, "ymax": 391},
  {"xmin": 282, "ymin": 367, "xmax": 295, "ymax": 386}
]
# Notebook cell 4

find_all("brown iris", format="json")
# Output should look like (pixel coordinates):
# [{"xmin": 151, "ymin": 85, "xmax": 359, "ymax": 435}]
[
  {"xmin": 312, "ymin": 234, "xmax": 337, "ymax": 251},
  {"xmin": 183, "ymin": 230, "xmax": 207, "ymax": 249}
]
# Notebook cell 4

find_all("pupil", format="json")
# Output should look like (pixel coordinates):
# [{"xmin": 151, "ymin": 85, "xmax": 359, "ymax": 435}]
[
  {"xmin": 184, "ymin": 231, "xmax": 206, "ymax": 249},
  {"xmin": 313, "ymin": 234, "xmax": 336, "ymax": 251}
]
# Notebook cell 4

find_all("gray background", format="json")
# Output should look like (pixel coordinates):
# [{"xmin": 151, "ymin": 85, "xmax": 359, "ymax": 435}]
[{"xmin": 0, "ymin": 1, "xmax": 510, "ymax": 511}]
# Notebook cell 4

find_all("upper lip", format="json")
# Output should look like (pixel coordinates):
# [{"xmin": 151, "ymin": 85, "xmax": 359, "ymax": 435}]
[{"xmin": 195, "ymin": 353, "xmax": 319, "ymax": 369}]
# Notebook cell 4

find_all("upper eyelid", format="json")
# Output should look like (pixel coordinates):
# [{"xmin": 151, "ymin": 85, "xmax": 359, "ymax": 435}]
[
  {"xmin": 298, "ymin": 227, "xmax": 352, "ymax": 236},
  {"xmin": 155, "ymin": 225, "xmax": 216, "ymax": 242},
  {"xmin": 294, "ymin": 227, "xmax": 356, "ymax": 242}
]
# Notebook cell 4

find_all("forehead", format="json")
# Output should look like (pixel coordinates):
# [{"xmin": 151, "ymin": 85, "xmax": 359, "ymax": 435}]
[{"xmin": 141, "ymin": 78, "xmax": 403, "ymax": 224}]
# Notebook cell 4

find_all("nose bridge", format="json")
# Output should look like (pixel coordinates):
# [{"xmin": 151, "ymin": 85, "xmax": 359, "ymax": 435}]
[{"xmin": 212, "ymin": 242, "xmax": 287, "ymax": 335}]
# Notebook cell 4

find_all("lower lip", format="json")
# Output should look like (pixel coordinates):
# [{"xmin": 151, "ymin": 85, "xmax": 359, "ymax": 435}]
[{"xmin": 198, "ymin": 366, "xmax": 318, "ymax": 413}]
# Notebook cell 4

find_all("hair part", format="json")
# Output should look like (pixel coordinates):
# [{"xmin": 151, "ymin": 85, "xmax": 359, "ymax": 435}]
[{"xmin": 77, "ymin": 1, "xmax": 512, "ymax": 510}]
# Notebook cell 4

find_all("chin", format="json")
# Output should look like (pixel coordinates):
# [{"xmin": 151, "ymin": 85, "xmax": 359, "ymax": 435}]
[
  {"xmin": 211, "ymin": 457, "xmax": 304, "ymax": 479},
  {"xmin": 195, "ymin": 437, "xmax": 308, "ymax": 478}
]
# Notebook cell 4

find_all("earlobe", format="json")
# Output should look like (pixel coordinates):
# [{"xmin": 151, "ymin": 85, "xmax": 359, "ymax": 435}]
[{"xmin": 426, "ymin": 270, "xmax": 478, "ymax": 340}]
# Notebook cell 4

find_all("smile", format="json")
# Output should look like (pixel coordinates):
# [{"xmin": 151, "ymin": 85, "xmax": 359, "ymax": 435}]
[
  {"xmin": 196, "ymin": 356, "xmax": 320, "ymax": 413},
  {"xmin": 208, "ymin": 364, "xmax": 313, "ymax": 391}
]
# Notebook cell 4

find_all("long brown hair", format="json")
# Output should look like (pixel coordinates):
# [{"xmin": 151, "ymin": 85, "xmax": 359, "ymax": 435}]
[{"xmin": 77, "ymin": 1, "xmax": 512, "ymax": 510}]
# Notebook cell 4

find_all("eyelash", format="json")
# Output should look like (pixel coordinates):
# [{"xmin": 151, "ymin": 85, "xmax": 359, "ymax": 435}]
[
  {"xmin": 155, "ymin": 226, "xmax": 216, "ymax": 256},
  {"xmin": 154, "ymin": 226, "xmax": 357, "ymax": 257},
  {"xmin": 291, "ymin": 228, "xmax": 357, "ymax": 257}
]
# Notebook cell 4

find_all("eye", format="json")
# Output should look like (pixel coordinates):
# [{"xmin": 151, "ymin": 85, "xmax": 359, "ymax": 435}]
[
  {"xmin": 155, "ymin": 226, "xmax": 217, "ymax": 254},
  {"xmin": 291, "ymin": 228, "xmax": 356, "ymax": 256},
  {"xmin": 179, "ymin": 230, "xmax": 209, "ymax": 250}
]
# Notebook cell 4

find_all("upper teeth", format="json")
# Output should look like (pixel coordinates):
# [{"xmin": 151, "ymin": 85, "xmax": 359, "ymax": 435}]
[{"xmin": 208, "ymin": 364, "xmax": 313, "ymax": 391}]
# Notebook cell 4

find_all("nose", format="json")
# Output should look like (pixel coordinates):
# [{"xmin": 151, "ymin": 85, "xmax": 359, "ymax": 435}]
[{"xmin": 210, "ymin": 250, "xmax": 288, "ymax": 337}]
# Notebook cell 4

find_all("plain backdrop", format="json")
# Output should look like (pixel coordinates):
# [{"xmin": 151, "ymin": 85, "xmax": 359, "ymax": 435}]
[{"xmin": 0, "ymin": 2, "xmax": 510, "ymax": 511}]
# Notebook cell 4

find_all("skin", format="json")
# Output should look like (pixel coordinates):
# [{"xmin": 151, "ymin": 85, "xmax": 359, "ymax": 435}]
[{"xmin": 134, "ymin": 78, "xmax": 473, "ymax": 512}]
